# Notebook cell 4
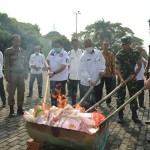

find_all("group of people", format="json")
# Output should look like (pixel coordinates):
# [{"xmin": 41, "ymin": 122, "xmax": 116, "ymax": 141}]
[{"xmin": 0, "ymin": 34, "xmax": 150, "ymax": 124}]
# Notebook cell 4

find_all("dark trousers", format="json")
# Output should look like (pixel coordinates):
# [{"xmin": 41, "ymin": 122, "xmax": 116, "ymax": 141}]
[
  {"xmin": 69, "ymin": 79, "xmax": 80, "ymax": 105},
  {"xmin": 99, "ymin": 77, "xmax": 112, "ymax": 104},
  {"xmin": 137, "ymin": 80, "xmax": 144, "ymax": 107},
  {"xmin": 80, "ymin": 83, "xmax": 101, "ymax": 110},
  {"xmin": 117, "ymin": 79, "xmax": 138, "ymax": 119},
  {"xmin": 50, "ymin": 80, "xmax": 67, "ymax": 106},
  {"xmin": 0, "ymin": 77, "xmax": 6, "ymax": 104},
  {"xmin": 7, "ymin": 72, "xmax": 25, "ymax": 106},
  {"xmin": 29, "ymin": 73, "xmax": 43, "ymax": 96}
]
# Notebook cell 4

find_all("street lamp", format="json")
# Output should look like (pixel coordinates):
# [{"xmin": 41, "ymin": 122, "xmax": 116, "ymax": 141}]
[{"xmin": 74, "ymin": 11, "xmax": 81, "ymax": 34}]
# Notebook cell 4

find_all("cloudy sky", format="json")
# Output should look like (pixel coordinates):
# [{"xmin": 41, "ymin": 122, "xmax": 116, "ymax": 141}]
[{"xmin": 0, "ymin": 0, "xmax": 150, "ymax": 51}]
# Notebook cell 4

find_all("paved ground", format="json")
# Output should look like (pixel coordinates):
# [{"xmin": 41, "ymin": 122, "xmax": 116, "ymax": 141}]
[{"xmin": 0, "ymin": 71, "xmax": 150, "ymax": 150}]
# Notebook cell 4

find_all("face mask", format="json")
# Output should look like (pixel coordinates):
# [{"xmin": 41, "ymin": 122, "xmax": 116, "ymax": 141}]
[
  {"xmin": 85, "ymin": 47, "xmax": 93, "ymax": 53},
  {"xmin": 54, "ymin": 48, "xmax": 62, "ymax": 53},
  {"xmin": 35, "ymin": 52, "xmax": 39, "ymax": 55}
]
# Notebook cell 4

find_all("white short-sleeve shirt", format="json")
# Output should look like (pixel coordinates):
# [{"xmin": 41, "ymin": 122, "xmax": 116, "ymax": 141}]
[{"xmin": 46, "ymin": 49, "xmax": 69, "ymax": 81}]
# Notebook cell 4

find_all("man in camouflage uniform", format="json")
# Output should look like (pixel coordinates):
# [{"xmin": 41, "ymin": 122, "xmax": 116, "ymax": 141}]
[
  {"xmin": 115, "ymin": 36, "xmax": 142, "ymax": 124},
  {"xmin": 4, "ymin": 34, "xmax": 28, "ymax": 118}
]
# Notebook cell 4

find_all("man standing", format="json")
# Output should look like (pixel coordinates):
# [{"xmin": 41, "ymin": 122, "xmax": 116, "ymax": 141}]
[
  {"xmin": 0, "ymin": 51, "xmax": 6, "ymax": 107},
  {"xmin": 46, "ymin": 39, "xmax": 69, "ymax": 106},
  {"xmin": 80, "ymin": 39, "xmax": 105, "ymax": 110},
  {"xmin": 4, "ymin": 34, "xmax": 28, "ymax": 118},
  {"xmin": 115, "ymin": 36, "xmax": 142, "ymax": 124},
  {"xmin": 99, "ymin": 40, "xmax": 115, "ymax": 107},
  {"xmin": 68, "ymin": 39, "xmax": 83, "ymax": 105},
  {"xmin": 135, "ymin": 46, "xmax": 147, "ymax": 109},
  {"xmin": 27, "ymin": 46, "xmax": 46, "ymax": 98}
]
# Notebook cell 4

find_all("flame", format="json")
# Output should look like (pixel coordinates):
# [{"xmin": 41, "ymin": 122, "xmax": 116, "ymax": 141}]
[
  {"xmin": 57, "ymin": 94, "xmax": 67, "ymax": 108},
  {"xmin": 75, "ymin": 103, "xmax": 85, "ymax": 113}
]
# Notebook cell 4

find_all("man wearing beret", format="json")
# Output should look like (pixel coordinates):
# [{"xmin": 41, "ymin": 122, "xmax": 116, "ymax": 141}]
[{"xmin": 115, "ymin": 36, "xmax": 142, "ymax": 124}]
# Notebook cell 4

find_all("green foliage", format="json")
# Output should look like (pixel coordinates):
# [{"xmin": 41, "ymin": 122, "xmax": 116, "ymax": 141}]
[
  {"xmin": 43, "ymin": 31, "xmax": 71, "ymax": 52},
  {"xmin": 72, "ymin": 19, "xmax": 147, "ymax": 57},
  {"xmin": 0, "ymin": 12, "xmax": 41, "ymax": 58}
]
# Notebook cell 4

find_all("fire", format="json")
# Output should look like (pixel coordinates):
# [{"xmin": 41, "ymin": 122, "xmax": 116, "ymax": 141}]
[
  {"xmin": 75, "ymin": 103, "xmax": 85, "ymax": 113},
  {"xmin": 57, "ymin": 94, "xmax": 67, "ymax": 108}
]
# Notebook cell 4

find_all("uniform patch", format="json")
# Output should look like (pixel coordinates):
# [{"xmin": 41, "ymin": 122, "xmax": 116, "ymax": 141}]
[
  {"xmin": 66, "ymin": 58, "xmax": 69, "ymax": 63},
  {"xmin": 50, "ymin": 51, "xmax": 55, "ymax": 56},
  {"xmin": 59, "ymin": 53, "xmax": 63, "ymax": 57},
  {"xmin": 87, "ymin": 59, "xmax": 91, "ymax": 61}
]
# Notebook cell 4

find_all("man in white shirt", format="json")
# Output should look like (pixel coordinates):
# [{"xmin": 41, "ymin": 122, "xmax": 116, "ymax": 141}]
[
  {"xmin": 80, "ymin": 39, "xmax": 105, "ymax": 110},
  {"xmin": 27, "ymin": 46, "xmax": 46, "ymax": 98},
  {"xmin": 135, "ymin": 46, "xmax": 147, "ymax": 109},
  {"xmin": 0, "ymin": 51, "xmax": 6, "ymax": 107},
  {"xmin": 68, "ymin": 39, "xmax": 83, "ymax": 105},
  {"xmin": 46, "ymin": 39, "xmax": 69, "ymax": 106}
]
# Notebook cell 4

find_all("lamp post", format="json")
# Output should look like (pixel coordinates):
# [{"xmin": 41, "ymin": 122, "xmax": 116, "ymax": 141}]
[{"xmin": 74, "ymin": 11, "xmax": 81, "ymax": 34}]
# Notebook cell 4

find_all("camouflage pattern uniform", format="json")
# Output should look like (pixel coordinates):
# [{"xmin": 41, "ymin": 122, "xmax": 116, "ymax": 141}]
[
  {"xmin": 115, "ymin": 48, "xmax": 141, "ymax": 119},
  {"xmin": 4, "ymin": 47, "xmax": 28, "ymax": 106}
]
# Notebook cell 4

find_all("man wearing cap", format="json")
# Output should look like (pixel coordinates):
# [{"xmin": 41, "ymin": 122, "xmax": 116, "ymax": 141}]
[{"xmin": 115, "ymin": 36, "xmax": 142, "ymax": 124}]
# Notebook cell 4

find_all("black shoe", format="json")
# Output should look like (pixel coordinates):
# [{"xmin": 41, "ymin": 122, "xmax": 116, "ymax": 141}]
[
  {"xmin": 117, "ymin": 117, "xmax": 124, "ymax": 124},
  {"xmin": 9, "ymin": 105, "xmax": 15, "ymax": 118},
  {"xmin": 145, "ymin": 120, "xmax": 150, "ymax": 125},
  {"xmin": 27, "ymin": 95, "xmax": 32, "ymax": 98},
  {"xmin": 139, "ymin": 105, "xmax": 146, "ymax": 109},
  {"xmin": 2, "ymin": 102, "xmax": 6, "ymax": 108},
  {"xmin": 39, "ymin": 95, "xmax": 43, "ymax": 98},
  {"xmin": 17, "ymin": 106, "xmax": 24, "ymax": 115},
  {"xmin": 9, "ymin": 112, "xmax": 15, "ymax": 118},
  {"xmin": 132, "ymin": 117, "xmax": 141, "ymax": 124},
  {"xmin": 107, "ymin": 103, "xmax": 112, "ymax": 108}
]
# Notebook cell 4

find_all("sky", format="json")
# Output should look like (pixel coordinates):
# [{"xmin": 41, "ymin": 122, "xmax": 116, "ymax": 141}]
[{"xmin": 0, "ymin": 0, "xmax": 150, "ymax": 52}]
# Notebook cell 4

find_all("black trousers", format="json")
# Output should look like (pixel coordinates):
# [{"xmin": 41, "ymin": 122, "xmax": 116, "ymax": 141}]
[
  {"xmin": 99, "ymin": 77, "xmax": 112, "ymax": 104},
  {"xmin": 69, "ymin": 79, "xmax": 80, "ymax": 105},
  {"xmin": 50, "ymin": 80, "xmax": 67, "ymax": 107},
  {"xmin": 0, "ymin": 77, "xmax": 6, "ymax": 104},
  {"xmin": 28, "ymin": 73, "xmax": 43, "ymax": 96},
  {"xmin": 80, "ymin": 83, "xmax": 101, "ymax": 110},
  {"xmin": 137, "ymin": 80, "xmax": 144, "ymax": 107}
]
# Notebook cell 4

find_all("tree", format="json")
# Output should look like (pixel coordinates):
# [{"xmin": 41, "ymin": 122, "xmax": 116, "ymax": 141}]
[
  {"xmin": 0, "ymin": 13, "xmax": 41, "ymax": 57},
  {"xmin": 72, "ymin": 19, "xmax": 147, "ymax": 56}
]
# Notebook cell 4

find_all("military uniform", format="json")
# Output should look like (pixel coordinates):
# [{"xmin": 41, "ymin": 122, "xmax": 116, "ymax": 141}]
[
  {"xmin": 4, "ymin": 47, "xmax": 28, "ymax": 107},
  {"xmin": 115, "ymin": 37, "xmax": 142, "ymax": 123}
]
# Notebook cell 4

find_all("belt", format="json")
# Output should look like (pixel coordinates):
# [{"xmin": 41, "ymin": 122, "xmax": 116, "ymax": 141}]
[{"xmin": 10, "ymin": 70, "xmax": 24, "ymax": 73}]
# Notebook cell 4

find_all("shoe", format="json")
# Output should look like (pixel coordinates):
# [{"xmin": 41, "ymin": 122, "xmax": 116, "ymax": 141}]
[
  {"xmin": 9, "ymin": 112, "xmax": 15, "ymax": 118},
  {"xmin": 117, "ymin": 117, "xmax": 124, "ymax": 124},
  {"xmin": 145, "ymin": 120, "xmax": 150, "ymax": 125},
  {"xmin": 107, "ymin": 103, "xmax": 112, "ymax": 108},
  {"xmin": 17, "ymin": 106, "xmax": 24, "ymax": 115},
  {"xmin": 139, "ymin": 105, "xmax": 146, "ymax": 109},
  {"xmin": 39, "ymin": 95, "xmax": 43, "ymax": 98},
  {"xmin": 27, "ymin": 95, "xmax": 32, "ymax": 98},
  {"xmin": 9, "ymin": 105, "xmax": 15, "ymax": 118},
  {"xmin": 132, "ymin": 117, "xmax": 141, "ymax": 124},
  {"xmin": 2, "ymin": 101, "xmax": 6, "ymax": 108}
]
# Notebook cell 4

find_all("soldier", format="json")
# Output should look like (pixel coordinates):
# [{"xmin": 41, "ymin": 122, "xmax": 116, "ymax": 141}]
[
  {"xmin": 4, "ymin": 34, "xmax": 28, "ymax": 118},
  {"xmin": 115, "ymin": 36, "xmax": 142, "ymax": 124}
]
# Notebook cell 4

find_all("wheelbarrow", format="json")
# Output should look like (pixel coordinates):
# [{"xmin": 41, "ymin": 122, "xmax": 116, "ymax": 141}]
[{"xmin": 26, "ymin": 120, "xmax": 109, "ymax": 150}]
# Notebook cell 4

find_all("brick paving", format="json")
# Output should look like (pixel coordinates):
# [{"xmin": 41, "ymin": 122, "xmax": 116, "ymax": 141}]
[{"xmin": 0, "ymin": 71, "xmax": 150, "ymax": 150}]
